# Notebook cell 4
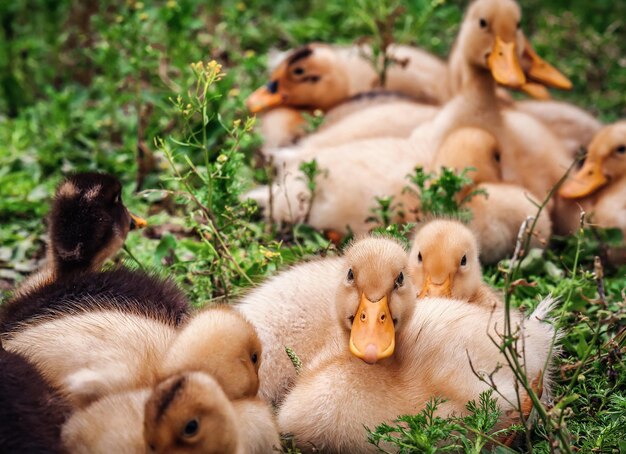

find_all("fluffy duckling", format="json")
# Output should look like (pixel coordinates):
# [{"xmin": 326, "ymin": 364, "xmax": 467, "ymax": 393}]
[
  {"xmin": 409, "ymin": 219, "xmax": 500, "ymax": 306},
  {"xmin": 0, "ymin": 340, "xmax": 70, "ymax": 453},
  {"xmin": 63, "ymin": 372, "xmax": 280, "ymax": 454},
  {"xmin": 4, "ymin": 309, "xmax": 176, "ymax": 408},
  {"xmin": 558, "ymin": 121, "xmax": 626, "ymax": 236},
  {"xmin": 237, "ymin": 237, "xmax": 415, "ymax": 404},
  {"xmin": 1, "ymin": 267, "xmax": 189, "ymax": 334},
  {"xmin": 3, "ymin": 306, "xmax": 257, "ymax": 407},
  {"xmin": 159, "ymin": 307, "xmax": 262, "ymax": 399},
  {"xmin": 247, "ymin": 0, "xmax": 570, "ymax": 234},
  {"xmin": 278, "ymin": 297, "xmax": 556, "ymax": 453},
  {"xmin": 247, "ymin": 43, "xmax": 447, "ymax": 114},
  {"xmin": 432, "ymin": 127, "xmax": 553, "ymax": 263},
  {"xmin": 13, "ymin": 172, "xmax": 147, "ymax": 297}
]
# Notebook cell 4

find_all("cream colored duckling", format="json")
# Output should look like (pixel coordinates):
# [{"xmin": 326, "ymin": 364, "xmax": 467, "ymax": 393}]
[
  {"xmin": 247, "ymin": 0, "xmax": 570, "ymax": 233},
  {"xmin": 4, "ymin": 306, "xmax": 261, "ymax": 407},
  {"xmin": 558, "ymin": 121, "xmax": 626, "ymax": 236},
  {"xmin": 432, "ymin": 127, "xmax": 552, "ymax": 263},
  {"xmin": 159, "ymin": 307, "xmax": 262, "ymax": 399},
  {"xmin": 62, "ymin": 372, "xmax": 280, "ymax": 454},
  {"xmin": 278, "ymin": 296, "xmax": 556, "ymax": 453},
  {"xmin": 237, "ymin": 237, "xmax": 415, "ymax": 404},
  {"xmin": 409, "ymin": 219, "xmax": 500, "ymax": 307}
]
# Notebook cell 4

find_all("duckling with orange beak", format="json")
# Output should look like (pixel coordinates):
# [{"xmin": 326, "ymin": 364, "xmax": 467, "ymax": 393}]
[
  {"xmin": 558, "ymin": 121, "xmax": 626, "ymax": 236},
  {"xmin": 236, "ymin": 237, "xmax": 415, "ymax": 405},
  {"xmin": 409, "ymin": 219, "xmax": 501, "ymax": 307}
]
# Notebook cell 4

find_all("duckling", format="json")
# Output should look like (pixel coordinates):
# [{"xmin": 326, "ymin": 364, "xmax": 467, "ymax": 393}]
[
  {"xmin": 247, "ymin": 43, "xmax": 447, "ymax": 114},
  {"xmin": 431, "ymin": 127, "xmax": 552, "ymax": 263},
  {"xmin": 1, "ymin": 267, "xmax": 189, "ymax": 334},
  {"xmin": 248, "ymin": 0, "xmax": 570, "ymax": 234},
  {"xmin": 13, "ymin": 172, "xmax": 147, "ymax": 297},
  {"xmin": 4, "ymin": 309, "xmax": 176, "ymax": 408},
  {"xmin": 278, "ymin": 296, "xmax": 556, "ymax": 453},
  {"xmin": 0, "ymin": 340, "xmax": 70, "ymax": 453},
  {"xmin": 409, "ymin": 219, "xmax": 501, "ymax": 306},
  {"xmin": 159, "ymin": 307, "xmax": 262, "ymax": 399},
  {"xmin": 558, "ymin": 121, "xmax": 626, "ymax": 236},
  {"xmin": 237, "ymin": 236, "xmax": 415, "ymax": 404},
  {"xmin": 3, "ymin": 306, "xmax": 257, "ymax": 407},
  {"xmin": 63, "ymin": 372, "xmax": 280, "ymax": 454}
]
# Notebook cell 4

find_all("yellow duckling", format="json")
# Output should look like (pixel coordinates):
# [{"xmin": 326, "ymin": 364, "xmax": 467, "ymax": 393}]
[
  {"xmin": 62, "ymin": 371, "xmax": 280, "ymax": 454},
  {"xmin": 237, "ymin": 237, "xmax": 415, "ymax": 404},
  {"xmin": 559, "ymin": 121, "xmax": 626, "ymax": 236},
  {"xmin": 431, "ymin": 127, "xmax": 552, "ymax": 263},
  {"xmin": 408, "ymin": 219, "xmax": 501, "ymax": 306},
  {"xmin": 278, "ymin": 296, "xmax": 556, "ymax": 453}
]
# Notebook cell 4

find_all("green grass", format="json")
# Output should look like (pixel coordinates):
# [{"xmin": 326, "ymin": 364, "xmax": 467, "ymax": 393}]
[{"xmin": 0, "ymin": 0, "xmax": 624, "ymax": 451}]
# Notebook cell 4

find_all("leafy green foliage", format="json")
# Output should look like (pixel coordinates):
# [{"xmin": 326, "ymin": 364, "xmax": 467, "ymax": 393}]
[
  {"xmin": 405, "ymin": 166, "xmax": 485, "ymax": 222},
  {"xmin": 369, "ymin": 391, "xmax": 518, "ymax": 453}
]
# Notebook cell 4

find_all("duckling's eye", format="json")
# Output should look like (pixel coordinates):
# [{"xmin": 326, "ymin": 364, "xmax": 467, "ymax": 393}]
[
  {"xmin": 616, "ymin": 145, "xmax": 626, "ymax": 154},
  {"xmin": 394, "ymin": 272, "xmax": 404, "ymax": 289},
  {"xmin": 417, "ymin": 252, "xmax": 422, "ymax": 263},
  {"xmin": 516, "ymin": 20, "xmax": 521, "ymax": 29},
  {"xmin": 460, "ymin": 255, "xmax": 467, "ymax": 267},
  {"xmin": 182, "ymin": 419, "xmax": 199, "ymax": 437},
  {"xmin": 494, "ymin": 151, "xmax": 501, "ymax": 163},
  {"xmin": 266, "ymin": 80, "xmax": 279, "ymax": 94},
  {"xmin": 114, "ymin": 193, "xmax": 121, "ymax": 204},
  {"xmin": 479, "ymin": 18, "xmax": 488, "ymax": 28},
  {"xmin": 251, "ymin": 352, "xmax": 258, "ymax": 364},
  {"xmin": 347, "ymin": 268, "xmax": 354, "ymax": 282},
  {"xmin": 292, "ymin": 67, "xmax": 305, "ymax": 76}
]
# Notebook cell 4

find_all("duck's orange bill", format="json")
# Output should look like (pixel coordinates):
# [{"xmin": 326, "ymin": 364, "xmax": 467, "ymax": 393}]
[
  {"xmin": 488, "ymin": 36, "xmax": 526, "ymax": 88},
  {"xmin": 349, "ymin": 294, "xmax": 395, "ymax": 364},
  {"xmin": 130, "ymin": 213, "xmax": 148, "ymax": 230},
  {"xmin": 418, "ymin": 274, "xmax": 452, "ymax": 298},
  {"xmin": 246, "ymin": 85, "xmax": 284, "ymax": 114},
  {"xmin": 520, "ymin": 82, "xmax": 551, "ymax": 100},
  {"xmin": 559, "ymin": 160, "xmax": 608, "ymax": 199},
  {"xmin": 523, "ymin": 38, "xmax": 572, "ymax": 90}
]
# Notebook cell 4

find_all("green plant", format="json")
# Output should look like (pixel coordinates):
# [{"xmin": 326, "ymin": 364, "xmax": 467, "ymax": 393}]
[{"xmin": 405, "ymin": 166, "xmax": 485, "ymax": 222}]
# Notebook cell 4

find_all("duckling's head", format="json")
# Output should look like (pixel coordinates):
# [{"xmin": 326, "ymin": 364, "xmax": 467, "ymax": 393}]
[
  {"xmin": 144, "ymin": 372, "xmax": 239, "ymax": 454},
  {"xmin": 458, "ymin": 0, "xmax": 526, "ymax": 88},
  {"xmin": 409, "ymin": 220, "xmax": 482, "ymax": 301},
  {"xmin": 560, "ymin": 121, "xmax": 626, "ymax": 199},
  {"xmin": 159, "ymin": 307, "xmax": 261, "ymax": 399},
  {"xmin": 434, "ymin": 127, "xmax": 502, "ymax": 185},
  {"xmin": 246, "ymin": 44, "xmax": 348, "ymax": 113},
  {"xmin": 335, "ymin": 237, "xmax": 414, "ymax": 365},
  {"xmin": 49, "ymin": 173, "xmax": 146, "ymax": 274}
]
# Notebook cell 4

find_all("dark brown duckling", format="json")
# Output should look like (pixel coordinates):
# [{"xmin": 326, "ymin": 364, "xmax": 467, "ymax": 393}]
[
  {"xmin": 0, "ymin": 172, "xmax": 189, "ymax": 332},
  {"xmin": 14, "ymin": 172, "xmax": 147, "ymax": 296},
  {"xmin": 0, "ymin": 267, "xmax": 190, "ymax": 333},
  {"xmin": 0, "ymin": 339, "xmax": 70, "ymax": 454}
]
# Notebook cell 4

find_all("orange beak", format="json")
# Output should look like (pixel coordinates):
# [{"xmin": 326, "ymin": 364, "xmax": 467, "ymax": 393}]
[
  {"xmin": 246, "ymin": 84, "xmax": 284, "ymax": 114},
  {"xmin": 418, "ymin": 275, "xmax": 452, "ymax": 298},
  {"xmin": 349, "ymin": 294, "xmax": 395, "ymax": 364},
  {"xmin": 129, "ymin": 213, "xmax": 147, "ymax": 230},
  {"xmin": 559, "ymin": 159, "xmax": 608, "ymax": 199},
  {"xmin": 523, "ymin": 38, "xmax": 572, "ymax": 90},
  {"xmin": 520, "ymin": 82, "xmax": 551, "ymax": 100},
  {"xmin": 488, "ymin": 36, "xmax": 526, "ymax": 88}
]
